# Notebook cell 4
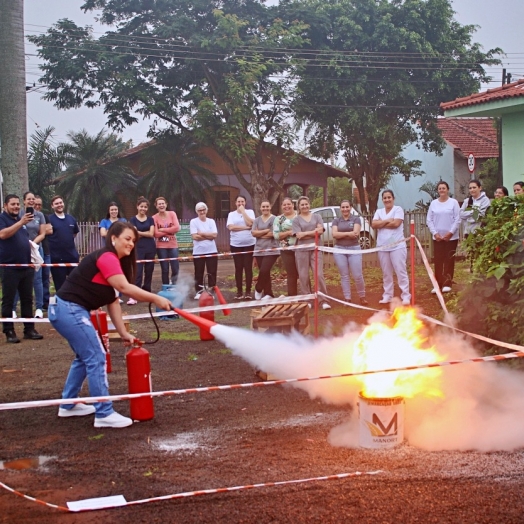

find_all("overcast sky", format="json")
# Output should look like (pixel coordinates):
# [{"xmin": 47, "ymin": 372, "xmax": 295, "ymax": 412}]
[{"xmin": 24, "ymin": 0, "xmax": 524, "ymax": 147}]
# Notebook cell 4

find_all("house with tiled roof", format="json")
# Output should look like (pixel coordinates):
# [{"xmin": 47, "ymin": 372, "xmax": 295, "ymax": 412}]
[
  {"xmin": 441, "ymin": 79, "xmax": 524, "ymax": 187},
  {"xmin": 96, "ymin": 140, "xmax": 348, "ymax": 220},
  {"xmin": 387, "ymin": 117, "xmax": 499, "ymax": 210}
]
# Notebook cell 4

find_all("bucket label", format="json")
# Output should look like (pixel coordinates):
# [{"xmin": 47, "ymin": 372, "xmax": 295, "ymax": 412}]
[{"xmin": 365, "ymin": 413, "xmax": 398, "ymax": 437}]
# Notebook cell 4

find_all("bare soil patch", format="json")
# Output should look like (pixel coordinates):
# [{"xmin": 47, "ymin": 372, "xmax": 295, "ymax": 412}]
[{"xmin": 1, "ymin": 260, "xmax": 524, "ymax": 523}]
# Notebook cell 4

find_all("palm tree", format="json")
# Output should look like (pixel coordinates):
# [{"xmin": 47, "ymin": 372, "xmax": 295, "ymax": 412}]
[
  {"xmin": 138, "ymin": 131, "xmax": 217, "ymax": 213},
  {"xmin": 0, "ymin": 0, "xmax": 29, "ymax": 195},
  {"xmin": 28, "ymin": 127, "xmax": 64, "ymax": 207},
  {"xmin": 55, "ymin": 129, "xmax": 137, "ymax": 221}
]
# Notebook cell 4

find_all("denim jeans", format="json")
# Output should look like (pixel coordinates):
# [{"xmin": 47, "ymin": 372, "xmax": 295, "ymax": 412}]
[
  {"xmin": 42, "ymin": 253, "xmax": 51, "ymax": 306},
  {"xmin": 156, "ymin": 247, "xmax": 179, "ymax": 285},
  {"xmin": 136, "ymin": 245, "xmax": 156, "ymax": 292},
  {"xmin": 333, "ymin": 245, "xmax": 365, "ymax": 300},
  {"xmin": 48, "ymin": 297, "xmax": 113, "ymax": 418},
  {"xmin": 13, "ymin": 245, "xmax": 44, "ymax": 312}
]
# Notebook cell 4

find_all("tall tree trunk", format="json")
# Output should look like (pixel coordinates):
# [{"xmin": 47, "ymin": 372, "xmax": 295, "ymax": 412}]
[{"xmin": 0, "ymin": 0, "xmax": 29, "ymax": 197}]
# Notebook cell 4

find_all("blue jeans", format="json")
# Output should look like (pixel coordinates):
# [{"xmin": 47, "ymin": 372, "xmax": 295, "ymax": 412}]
[
  {"xmin": 333, "ymin": 245, "xmax": 365, "ymax": 300},
  {"xmin": 13, "ymin": 245, "xmax": 44, "ymax": 311},
  {"xmin": 42, "ymin": 253, "xmax": 51, "ymax": 306},
  {"xmin": 157, "ymin": 247, "xmax": 179, "ymax": 285},
  {"xmin": 48, "ymin": 297, "xmax": 113, "ymax": 418}
]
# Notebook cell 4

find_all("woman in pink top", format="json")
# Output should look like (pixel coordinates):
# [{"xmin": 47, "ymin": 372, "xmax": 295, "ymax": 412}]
[{"xmin": 153, "ymin": 196, "xmax": 181, "ymax": 285}]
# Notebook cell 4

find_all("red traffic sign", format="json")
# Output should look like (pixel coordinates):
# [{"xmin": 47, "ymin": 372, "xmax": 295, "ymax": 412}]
[{"xmin": 467, "ymin": 153, "xmax": 475, "ymax": 173}]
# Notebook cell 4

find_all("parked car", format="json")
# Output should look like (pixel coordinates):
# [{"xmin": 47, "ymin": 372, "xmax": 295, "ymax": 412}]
[{"xmin": 311, "ymin": 206, "xmax": 375, "ymax": 249}]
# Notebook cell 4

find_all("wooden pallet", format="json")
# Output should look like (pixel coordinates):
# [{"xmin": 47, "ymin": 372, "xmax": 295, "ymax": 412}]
[
  {"xmin": 252, "ymin": 302, "xmax": 310, "ymax": 335},
  {"xmin": 107, "ymin": 321, "xmax": 130, "ymax": 341}
]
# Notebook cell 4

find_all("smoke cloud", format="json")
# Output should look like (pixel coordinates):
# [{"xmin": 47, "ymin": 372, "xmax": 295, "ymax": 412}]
[{"xmin": 211, "ymin": 313, "xmax": 524, "ymax": 452}]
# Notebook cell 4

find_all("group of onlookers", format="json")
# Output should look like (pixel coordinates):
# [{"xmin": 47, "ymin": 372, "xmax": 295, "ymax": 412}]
[
  {"xmin": 3, "ymin": 178, "xmax": 522, "ymax": 347},
  {"xmin": 0, "ymin": 192, "xmax": 80, "ymax": 343}
]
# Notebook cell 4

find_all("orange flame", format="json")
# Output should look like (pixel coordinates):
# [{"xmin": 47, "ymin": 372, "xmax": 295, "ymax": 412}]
[{"xmin": 353, "ymin": 308, "xmax": 445, "ymax": 399}]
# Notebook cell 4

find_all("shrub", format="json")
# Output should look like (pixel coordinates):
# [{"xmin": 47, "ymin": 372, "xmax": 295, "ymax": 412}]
[{"xmin": 457, "ymin": 196, "xmax": 524, "ymax": 348}]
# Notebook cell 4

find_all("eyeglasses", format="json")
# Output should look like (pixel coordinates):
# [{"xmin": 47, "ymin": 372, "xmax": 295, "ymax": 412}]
[
  {"xmin": 34, "ymin": 203, "xmax": 42, "ymax": 207},
  {"xmin": 197, "ymin": 208, "xmax": 206, "ymax": 212}
]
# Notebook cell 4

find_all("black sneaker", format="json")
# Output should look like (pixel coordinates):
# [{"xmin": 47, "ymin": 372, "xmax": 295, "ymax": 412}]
[
  {"xmin": 5, "ymin": 330, "xmax": 20, "ymax": 344},
  {"xmin": 23, "ymin": 329, "xmax": 43, "ymax": 340}
]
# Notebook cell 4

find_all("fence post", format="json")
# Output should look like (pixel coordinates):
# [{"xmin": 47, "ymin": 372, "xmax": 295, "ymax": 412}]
[{"xmin": 410, "ymin": 219, "xmax": 415, "ymax": 306}]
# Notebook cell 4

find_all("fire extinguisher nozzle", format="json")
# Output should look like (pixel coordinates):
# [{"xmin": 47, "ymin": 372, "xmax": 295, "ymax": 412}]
[{"xmin": 173, "ymin": 307, "xmax": 217, "ymax": 332}]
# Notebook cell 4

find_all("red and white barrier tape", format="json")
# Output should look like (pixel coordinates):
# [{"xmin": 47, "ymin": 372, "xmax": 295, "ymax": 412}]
[
  {"xmin": 2, "ymin": 348, "xmax": 524, "ymax": 412},
  {"xmin": 1, "ymin": 294, "xmax": 317, "ymax": 323},
  {"xmin": 0, "ymin": 471, "xmax": 382, "ymax": 513},
  {"xmin": 0, "ymin": 238, "xmax": 409, "ymax": 267},
  {"xmin": 0, "ymin": 481, "xmax": 68, "ymax": 512}
]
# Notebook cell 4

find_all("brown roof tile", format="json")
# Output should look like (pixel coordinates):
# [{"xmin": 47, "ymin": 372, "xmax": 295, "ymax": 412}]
[
  {"xmin": 436, "ymin": 117, "xmax": 498, "ymax": 158},
  {"xmin": 440, "ymin": 79, "xmax": 524, "ymax": 111}
]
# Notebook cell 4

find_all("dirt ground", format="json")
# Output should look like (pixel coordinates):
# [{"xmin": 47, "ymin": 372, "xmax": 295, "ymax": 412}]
[{"xmin": 1, "ymin": 260, "xmax": 524, "ymax": 523}]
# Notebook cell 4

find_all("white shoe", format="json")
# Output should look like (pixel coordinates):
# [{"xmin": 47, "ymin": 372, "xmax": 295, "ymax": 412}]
[
  {"xmin": 34, "ymin": 308, "xmax": 43, "ymax": 319},
  {"xmin": 442, "ymin": 286, "xmax": 452, "ymax": 293},
  {"xmin": 262, "ymin": 295, "xmax": 271, "ymax": 301},
  {"xmin": 127, "ymin": 298, "xmax": 138, "ymax": 305},
  {"xmin": 402, "ymin": 299, "xmax": 411, "ymax": 306},
  {"xmin": 431, "ymin": 288, "xmax": 437, "ymax": 294},
  {"xmin": 255, "ymin": 290, "xmax": 264, "ymax": 300},
  {"xmin": 58, "ymin": 403, "xmax": 96, "ymax": 418},
  {"xmin": 119, "ymin": 298, "xmax": 124, "ymax": 304},
  {"xmin": 378, "ymin": 298, "xmax": 391, "ymax": 304},
  {"xmin": 12, "ymin": 311, "xmax": 17, "ymax": 319},
  {"xmin": 194, "ymin": 291, "xmax": 203, "ymax": 300},
  {"xmin": 94, "ymin": 412, "xmax": 133, "ymax": 428},
  {"xmin": 322, "ymin": 302, "xmax": 331, "ymax": 310}
]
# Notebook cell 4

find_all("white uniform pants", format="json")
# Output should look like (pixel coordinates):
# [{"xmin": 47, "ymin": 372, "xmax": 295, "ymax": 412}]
[{"xmin": 378, "ymin": 247, "xmax": 411, "ymax": 302}]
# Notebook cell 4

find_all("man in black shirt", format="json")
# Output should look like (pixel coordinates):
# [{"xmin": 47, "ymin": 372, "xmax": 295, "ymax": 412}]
[{"xmin": 0, "ymin": 194, "xmax": 44, "ymax": 343}]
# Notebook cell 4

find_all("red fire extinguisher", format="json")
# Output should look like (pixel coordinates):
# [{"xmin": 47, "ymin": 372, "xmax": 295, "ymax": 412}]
[
  {"xmin": 90, "ymin": 309, "xmax": 111, "ymax": 373},
  {"xmin": 199, "ymin": 288, "xmax": 215, "ymax": 341},
  {"xmin": 126, "ymin": 339, "xmax": 154, "ymax": 421},
  {"xmin": 214, "ymin": 285, "xmax": 231, "ymax": 316}
]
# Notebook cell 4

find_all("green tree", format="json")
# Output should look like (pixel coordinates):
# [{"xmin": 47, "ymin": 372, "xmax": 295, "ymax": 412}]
[
  {"xmin": 27, "ymin": 127, "xmax": 64, "ymax": 206},
  {"xmin": 285, "ymin": 0, "xmax": 500, "ymax": 213},
  {"xmin": 54, "ymin": 129, "xmax": 137, "ymax": 221},
  {"xmin": 28, "ymin": 2, "xmax": 308, "ymax": 211},
  {"xmin": 138, "ymin": 131, "xmax": 217, "ymax": 213},
  {"xmin": 477, "ymin": 158, "xmax": 500, "ymax": 198},
  {"xmin": 0, "ymin": 0, "xmax": 29, "ymax": 195}
]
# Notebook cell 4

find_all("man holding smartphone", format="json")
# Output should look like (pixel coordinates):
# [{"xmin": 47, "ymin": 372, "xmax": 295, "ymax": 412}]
[{"xmin": 0, "ymin": 194, "xmax": 44, "ymax": 343}]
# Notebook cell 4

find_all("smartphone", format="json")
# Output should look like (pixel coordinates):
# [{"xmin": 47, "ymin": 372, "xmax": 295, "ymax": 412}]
[{"xmin": 26, "ymin": 206, "xmax": 34, "ymax": 215}]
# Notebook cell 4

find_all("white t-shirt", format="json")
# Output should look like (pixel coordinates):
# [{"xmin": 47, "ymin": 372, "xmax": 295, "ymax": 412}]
[
  {"xmin": 373, "ymin": 205, "xmax": 405, "ymax": 251},
  {"xmin": 190, "ymin": 217, "xmax": 218, "ymax": 255},
  {"xmin": 426, "ymin": 198, "xmax": 460, "ymax": 241},
  {"xmin": 227, "ymin": 209, "xmax": 256, "ymax": 247}
]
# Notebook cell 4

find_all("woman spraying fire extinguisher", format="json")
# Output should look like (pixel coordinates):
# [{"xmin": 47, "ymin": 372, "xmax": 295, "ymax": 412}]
[{"xmin": 48, "ymin": 222, "xmax": 172, "ymax": 429}]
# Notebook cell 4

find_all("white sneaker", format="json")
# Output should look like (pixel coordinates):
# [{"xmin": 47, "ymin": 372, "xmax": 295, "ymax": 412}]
[
  {"xmin": 12, "ymin": 311, "xmax": 17, "ymax": 319},
  {"xmin": 34, "ymin": 309, "xmax": 43, "ymax": 319},
  {"xmin": 194, "ymin": 291, "xmax": 203, "ymax": 300},
  {"xmin": 378, "ymin": 298, "xmax": 391, "ymax": 304},
  {"xmin": 431, "ymin": 288, "xmax": 437, "ymax": 294},
  {"xmin": 58, "ymin": 403, "xmax": 96, "ymax": 418},
  {"xmin": 118, "ymin": 298, "xmax": 124, "ymax": 304},
  {"xmin": 322, "ymin": 302, "xmax": 331, "ymax": 310},
  {"xmin": 402, "ymin": 299, "xmax": 411, "ymax": 306},
  {"xmin": 255, "ymin": 290, "xmax": 264, "ymax": 300},
  {"xmin": 94, "ymin": 412, "xmax": 133, "ymax": 428},
  {"xmin": 127, "ymin": 298, "xmax": 138, "ymax": 305},
  {"xmin": 262, "ymin": 295, "xmax": 271, "ymax": 301},
  {"xmin": 442, "ymin": 286, "xmax": 452, "ymax": 293}
]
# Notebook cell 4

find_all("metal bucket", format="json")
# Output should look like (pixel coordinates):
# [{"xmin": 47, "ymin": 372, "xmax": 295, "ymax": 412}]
[{"xmin": 358, "ymin": 392, "xmax": 404, "ymax": 449}]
